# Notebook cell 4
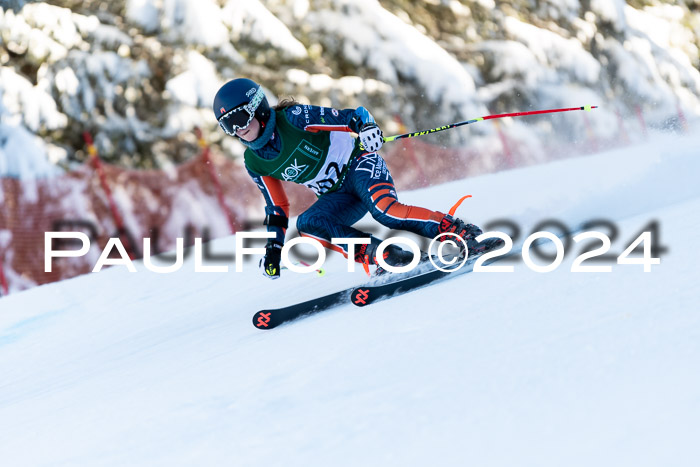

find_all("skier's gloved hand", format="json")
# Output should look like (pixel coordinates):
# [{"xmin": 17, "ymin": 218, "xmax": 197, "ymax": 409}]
[
  {"xmin": 438, "ymin": 215, "xmax": 482, "ymax": 240},
  {"xmin": 358, "ymin": 123, "xmax": 383, "ymax": 152},
  {"xmin": 260, "ymin": 241, "xmax": 283, "ymax": 279},
  {"xmin": 437, "ymin": 215, "xmax": 483, "ymax": 255}
]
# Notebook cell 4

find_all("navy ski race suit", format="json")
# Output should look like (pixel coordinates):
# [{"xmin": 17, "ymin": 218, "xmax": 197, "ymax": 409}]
[{"xmin": 244, "ymin": 104, "xmax": 449, "ymax": 261}]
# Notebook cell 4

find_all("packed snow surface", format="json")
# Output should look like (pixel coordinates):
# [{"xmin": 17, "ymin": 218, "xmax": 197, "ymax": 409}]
[{"xmin": 1, "ymin": 132, "xmax": 699, "ymax": 466}]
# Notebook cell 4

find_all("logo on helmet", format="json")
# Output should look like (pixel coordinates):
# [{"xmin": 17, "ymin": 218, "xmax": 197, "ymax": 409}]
[
  {"xmin": 246, "ymin": 87, "xmax": 257, "ymax": 97},
  {"xmin": 220, "ymin": 107, "xmax": 226, "ymax": 114}
]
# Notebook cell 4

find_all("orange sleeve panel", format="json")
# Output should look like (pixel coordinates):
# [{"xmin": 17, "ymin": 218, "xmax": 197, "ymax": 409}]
[
  {"xmin": 260, "ymin": 176, "xmax": 290, "ymax": 217},
  {"xmin": 384, "ymin": 201, "xmax": 445, "ymax": 223}
]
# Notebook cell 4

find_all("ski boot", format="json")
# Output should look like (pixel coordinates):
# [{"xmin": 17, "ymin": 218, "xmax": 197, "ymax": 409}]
[
  {"xmin": 437, "ymin": 215, "xmax": 503, "ymax": 258},
  {"xmin": 355, "ymin": 240, "xmax": 419, "ymax": 277}
]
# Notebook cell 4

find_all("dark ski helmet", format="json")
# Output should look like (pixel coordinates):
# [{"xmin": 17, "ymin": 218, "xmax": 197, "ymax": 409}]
[{"xmin": 213, "ymin": 78, "xmax": 271, "ymax": 136}]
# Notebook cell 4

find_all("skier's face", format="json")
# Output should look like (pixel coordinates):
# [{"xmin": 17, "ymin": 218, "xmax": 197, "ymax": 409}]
[{"xmin": 236, "ymin": 117, "xmax": 261, "ymax": 142}]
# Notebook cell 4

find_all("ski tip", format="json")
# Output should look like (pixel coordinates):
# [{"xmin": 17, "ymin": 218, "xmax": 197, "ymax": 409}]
[
  {"xmin": 351, "ymin": 288, "xmax": 372, "ymax": 307},
  {"xmin": 253, "ymin": 311, "xmax": 274, "ymax": 329}
]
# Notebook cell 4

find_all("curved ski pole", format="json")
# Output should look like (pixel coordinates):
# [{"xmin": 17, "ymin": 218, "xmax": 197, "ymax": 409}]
[{"xmin": 383, "ymin": 105, "xmax": 598, "ymax": 142}]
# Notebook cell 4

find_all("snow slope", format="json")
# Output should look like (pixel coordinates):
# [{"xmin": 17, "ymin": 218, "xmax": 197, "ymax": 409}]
[{"xmin": 1, "ymin": 132, "xmax": 699, "ymax": 466}]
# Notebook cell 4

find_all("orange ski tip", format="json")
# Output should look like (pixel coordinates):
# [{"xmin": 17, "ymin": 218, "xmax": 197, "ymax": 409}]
[{"xmin": 448, "ymin": 195, "xmax": 472, "ymax": 216}]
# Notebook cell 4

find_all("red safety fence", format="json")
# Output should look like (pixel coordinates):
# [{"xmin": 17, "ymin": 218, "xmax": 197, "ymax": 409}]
[
  {"xmin": 0, "ymin": 255, "xmax": 8, "ymax": 296},
  {"xmin": 0, "ymin": 133, "xmax": 315, "ymax": 295}
]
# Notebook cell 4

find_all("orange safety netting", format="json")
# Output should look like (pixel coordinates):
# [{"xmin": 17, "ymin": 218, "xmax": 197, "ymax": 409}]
[{"xmin": 0, "ymin": 150, "xmax": 317, "ymax": 294}]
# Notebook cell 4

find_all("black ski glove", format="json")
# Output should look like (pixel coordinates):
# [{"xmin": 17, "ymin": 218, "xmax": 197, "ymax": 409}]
[{"xmin": 260, "ymin": 241, "xmax": 283, "ymax": 279}]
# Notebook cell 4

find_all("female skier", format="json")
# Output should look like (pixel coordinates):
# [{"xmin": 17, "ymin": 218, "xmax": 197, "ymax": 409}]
[{"xmin": 213, "ymin": 78, "xmax": 486, "ymax": 279}]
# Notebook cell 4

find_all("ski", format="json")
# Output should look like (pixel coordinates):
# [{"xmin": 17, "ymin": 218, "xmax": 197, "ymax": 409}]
[
  {"xmin": 253, "ymin": 288, "xmax": 353, "ymax": 329},
  {"xmin": 349, "ymin": 232, "xmax": 575, "ymax": 307},
  {"xmin": 350, "ymin": 252, "xmax": 484, "ymax": 307},
  {"xmin": 252, "ymin": 239, "xmax": 506, "ymax": 329}
]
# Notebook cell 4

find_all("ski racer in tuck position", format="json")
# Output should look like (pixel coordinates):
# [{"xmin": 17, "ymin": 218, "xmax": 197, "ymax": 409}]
[{"xmin": 213, "ymin": 78, "xmax": 488, "ymax": 279}]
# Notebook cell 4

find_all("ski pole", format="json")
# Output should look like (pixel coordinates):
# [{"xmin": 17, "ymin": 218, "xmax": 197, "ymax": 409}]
[{"xmin": 383, "ymin": 105, "xmax": 598, "ymax": 142}]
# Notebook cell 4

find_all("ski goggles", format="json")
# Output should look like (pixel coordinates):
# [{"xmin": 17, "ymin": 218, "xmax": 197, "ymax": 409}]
[
  {"xmin": 218, "ymin": 105, "xmax": 255, "ymax": 136},
  {"xmin": 217, "ymin": 87, "xmax": 265, "ymax": 136}
]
